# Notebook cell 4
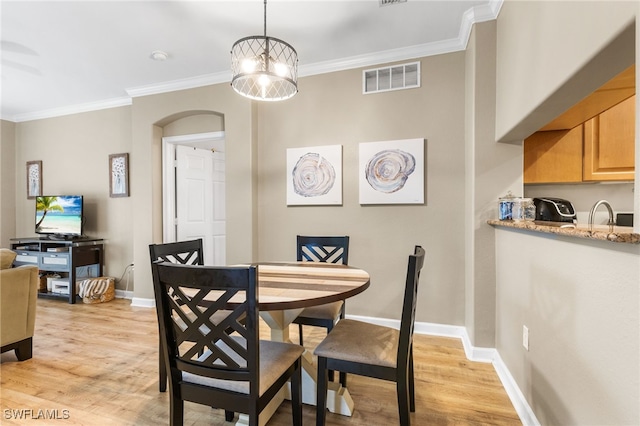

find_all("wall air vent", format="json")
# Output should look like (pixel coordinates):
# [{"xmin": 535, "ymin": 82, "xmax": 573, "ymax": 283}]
[
  {"xmin": 363, "ymin": 61, "xmax": 420, "ymax": 94},
  {"xmin": 379, "ymin": 0, "xmax": 407, "ymax": 6}
]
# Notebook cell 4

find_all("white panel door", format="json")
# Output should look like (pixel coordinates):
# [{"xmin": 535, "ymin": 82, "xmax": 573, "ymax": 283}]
[{"xmin": 176, "ymin": 145, "xmax": 226, "ymax": 266}]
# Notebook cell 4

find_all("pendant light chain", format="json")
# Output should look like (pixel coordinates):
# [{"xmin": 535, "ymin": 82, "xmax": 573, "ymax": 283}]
[
  {"xmin": 263, "ymin": 0, "xmax": 267, "ymax": 37},
  {"xmin": 263, "ymin": 0, "xmax": 269, "ymax": 72}
]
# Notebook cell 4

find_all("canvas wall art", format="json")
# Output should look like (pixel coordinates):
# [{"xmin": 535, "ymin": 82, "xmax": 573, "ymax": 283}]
[
  {"xmin": 287, "ymin": 145, "xmax": 342, "ymax": 205},
  {"xmin": 26, "ymin": 160, "xmax": 42, "ymax": 199},
  {"xmin": 109, "ymin": 153, "xmax": 129, "ymax": 197},
  {"xmin": 359, "ymin": 138, "xmax": 424, "ymax": 205}
]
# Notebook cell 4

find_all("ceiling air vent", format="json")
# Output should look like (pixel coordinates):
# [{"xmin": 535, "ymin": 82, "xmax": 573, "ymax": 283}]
[
  {"xmin": 379, "ymin": 0, "xmax": 407, "ymax": 6},
  {"xmin": 363, "ymin": 61, "xmax": 420, "ymax": 94}
]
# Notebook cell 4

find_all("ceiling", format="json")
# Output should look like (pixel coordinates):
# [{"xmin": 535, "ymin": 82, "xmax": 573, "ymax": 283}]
[{"xmin": 1, "ymin": 0, "xmax": 500, "ymax": 122}]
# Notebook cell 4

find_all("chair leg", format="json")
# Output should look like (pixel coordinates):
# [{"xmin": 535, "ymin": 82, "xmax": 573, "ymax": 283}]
[
  {"xmin": 292, "ymin": 361, "xmax": 303, "ymax": 426},
  {"xmin": 409, "ymin": 345, "xmax": 415, "ymax": 412},
  {"xmin": 397, "ymin": 378, "xmax": 411, "ymax": 426},
  {"xmin": 339, "ymin": 371, "xmax": 347, "ymax": 388},
  {"xmin": 326, "ymin": 323, "xmax": 336, "ymax": 382},
  {"xmin": 159, "ymin": 340, "xmax": 167, "ymax": 392},
  {"xmin": 15, "ymin": 338, "xmax": 33, "ymax": 361},
  {"xmin": 225, "ymin": 411, "xmax": 234, "ymax": 422},
  {"xmin": 397, "ymin": 362, "xmax": 411, "ymax": 426},
  {"xmin": 169, "ymin": 394, "xmax": 184, "ymax": 426},
  {"xmin": 316, "ymin": 357, "xmax": 328, "ymax": 426},
  {"xmin": 298, "ymin": 323, "xmax": 304, "ymax": 346}
]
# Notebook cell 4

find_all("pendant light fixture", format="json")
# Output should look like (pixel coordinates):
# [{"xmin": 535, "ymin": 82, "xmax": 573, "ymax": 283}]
[{"xmin": 231, "ymin": 0, "xmax": 298, "ymax": 101}]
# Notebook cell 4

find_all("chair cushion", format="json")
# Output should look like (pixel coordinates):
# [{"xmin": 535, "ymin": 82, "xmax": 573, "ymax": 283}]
[
  {"xmin": 182, "ymin": 338, "xmax": 303, "ymax": 396},
  {"xmin": 0, "ymin": 249, "xmax": 17, "ymax": 270},
  {"xmin": 297, "ymin": 301, "xmax": 343, "ymax": 321},
  {"xmin": 314, "ymin": 319, "xmax": 399, "ymax": 368}
]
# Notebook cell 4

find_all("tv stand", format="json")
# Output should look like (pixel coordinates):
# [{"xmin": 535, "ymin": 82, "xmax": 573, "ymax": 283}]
[
  {"xmin": 10, "ymin": 237, "xmax": 104, "ymax": 304},
  {"xmin": 40, "ymin": 234, "xmax": 86, "ymax": 241}
]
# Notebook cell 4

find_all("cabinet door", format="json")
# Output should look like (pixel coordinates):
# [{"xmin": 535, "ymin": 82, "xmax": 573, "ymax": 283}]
[
  {"xmin": 524, "ymin": 125, "xmax": 584, "ymax": 184},
  {"xmin": 583, "ymin": 95, "xmax": 635, "ymax": 181}
]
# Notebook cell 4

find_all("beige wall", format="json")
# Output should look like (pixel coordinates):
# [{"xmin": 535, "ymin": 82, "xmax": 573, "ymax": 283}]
[
  {"xmin": 255, "ymin": 53, "xmax": 467, "ymax": 325},
  {"xmin": 130, "ymin": 84, "xmax": 256, "ymax": 301},
  {"xmin": 162, "ymin": 112, "xmax": 224, "ymax": 137},
  {"xmin": 496, "ymin": 0, "xmax": 637, "ymax": 143},
  {"xmin": 11, "ymin": 107, "xmax": 133, "ymax": 288},
  {"xmin": 494, "ymin": 1, "xmax": 639, "ymax": 423},
  {"xmin": 496, "ymin": 229, "xmax": 640, "ymax": 424},
  {"xmin": 465, "ymin": 21, "xmax": 524, "ymax": 347},
  {"xmin": 1, "ymin": 120, "xmax": 17, "ymax": 247}
]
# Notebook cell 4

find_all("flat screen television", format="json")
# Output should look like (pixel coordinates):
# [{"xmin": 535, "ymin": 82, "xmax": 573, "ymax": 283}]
[{"xmin": 35, "ymin": 195, "xmax": 84, "ymax": 238}]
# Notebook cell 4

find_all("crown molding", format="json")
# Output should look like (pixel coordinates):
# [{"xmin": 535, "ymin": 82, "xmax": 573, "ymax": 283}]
[
  {"xmin": 5, "ymin": 0, "xmax": 502, "ymax": 122},
  {"xmin": 300, "ymin": 37, "xmax": 466, "ymax": 77},
  {"xmin": 125, "ymin": 71, "xmax": 230, "ymax": 98},
  {"xmin": 6, "ymin": 97, "xmax": 132, "ymax": 123}
]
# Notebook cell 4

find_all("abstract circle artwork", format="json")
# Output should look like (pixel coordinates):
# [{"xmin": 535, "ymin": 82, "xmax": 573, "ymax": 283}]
[
  {"xmin": 292, "ymin": 152, "xmax": 336, "ymax": 197},
  {"xmin": 364, "ymin": 149, "xmax": 416, "ymax": 194}
]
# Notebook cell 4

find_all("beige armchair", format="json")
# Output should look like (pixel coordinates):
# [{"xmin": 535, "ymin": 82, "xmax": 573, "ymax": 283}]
[{"xmin": 1, "ymin": 248, "xmax": 39, "ymax": 361}]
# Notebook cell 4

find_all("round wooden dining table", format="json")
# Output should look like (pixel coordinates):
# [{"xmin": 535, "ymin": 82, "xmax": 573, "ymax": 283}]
[
  {"xmin": 254, "ymin": 261, "xmax": 370, "ymax": 309},
  {"xmin": 240, "ymin": 261, "xmax": 370, "ymax": 426}
]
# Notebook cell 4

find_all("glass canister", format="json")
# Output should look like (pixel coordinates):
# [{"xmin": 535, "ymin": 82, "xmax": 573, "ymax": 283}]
[
  {"xmin": 523, "ymin": 198, "xmax": 536, "ymax": 221},
  {"xmin": 513, "ymin": 198, "xmax": 535, "ymax": 221},
  {"xmin": 498, "ymin": 191, "xmax": 515, "ymax": 220}
]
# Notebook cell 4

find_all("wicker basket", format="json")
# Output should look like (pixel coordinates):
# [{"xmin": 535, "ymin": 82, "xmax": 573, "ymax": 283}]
[
  {"xmin": 38, "ymin": 274, "xmax": 48, "ymax": 292},
  {"xmin": 78, "ymin": 277, "xmax": 115, "ymax": 304}
]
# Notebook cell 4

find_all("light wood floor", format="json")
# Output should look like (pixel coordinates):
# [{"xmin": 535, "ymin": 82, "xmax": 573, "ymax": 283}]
[{"xmin": 1, "ymin": 298, "xmax": 521, "ymax": 425}]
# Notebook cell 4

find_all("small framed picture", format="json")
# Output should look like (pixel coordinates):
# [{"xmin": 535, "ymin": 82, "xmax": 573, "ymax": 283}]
[
  {"xmin": 26, "ymin": 160, "xmax": 42, "ymax": 199},
  {"xmin": 109, "ymin": 153, "xmax": 129, "ymax": 197}
]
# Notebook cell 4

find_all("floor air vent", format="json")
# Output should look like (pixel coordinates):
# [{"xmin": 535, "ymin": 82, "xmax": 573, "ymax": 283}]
[{"xmin": 363, "ymin": 61, "xmax": 420, "ymax": 94}]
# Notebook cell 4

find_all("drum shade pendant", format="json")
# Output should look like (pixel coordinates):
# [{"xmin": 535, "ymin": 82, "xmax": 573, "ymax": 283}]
[{"xmin": 231, "ymin": 0, "xmax": 298, "ymax": 101}]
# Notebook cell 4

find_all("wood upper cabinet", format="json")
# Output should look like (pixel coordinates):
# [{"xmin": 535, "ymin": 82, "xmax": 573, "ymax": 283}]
[
  {"xmin": 524, "ymin": 126, "xmax": 584, "ymax": 184},
  {"xmin": 583, "ymin": 95, "xmax": 635, "ymax": 181},
  {"xmin": 524, "ymin": 94, "xmax": 635, "ymax": 184}
]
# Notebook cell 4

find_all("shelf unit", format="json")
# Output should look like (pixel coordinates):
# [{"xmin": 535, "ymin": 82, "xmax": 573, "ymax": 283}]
[{"xmin": 10, "ymin": 237, "xmax": 105, "ymax": 304}]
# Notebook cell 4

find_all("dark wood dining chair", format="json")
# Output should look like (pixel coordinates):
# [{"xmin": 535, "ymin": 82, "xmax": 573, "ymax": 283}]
[
  {"xmin": 314, "ymin": 245, "xmax": 425, "ymax": 426},
  {"xmin": 149, "ymin": 239, "xmax": 204, "ymax": 392},
  {"xmin": 294, "ymin": 235, "xmax": 349, "ymax": 385},
  {"xmin": 293, "ymin": 235, "xmax": 349, "ymax": 346},
  {"xmin": 151, "ymin": 261, "xmax": 303, "ymax": 426}
]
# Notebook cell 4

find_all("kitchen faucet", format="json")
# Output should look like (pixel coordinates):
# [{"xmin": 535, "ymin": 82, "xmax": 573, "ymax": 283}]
[{"xmin": 588, "ymin": 200, "xmax": 615, "ymax": 226}]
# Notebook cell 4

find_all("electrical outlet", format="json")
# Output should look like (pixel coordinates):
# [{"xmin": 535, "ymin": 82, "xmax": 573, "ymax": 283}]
[{"xmin": 523, "ymin": 325, "xmax": 529, "ymax": 351}]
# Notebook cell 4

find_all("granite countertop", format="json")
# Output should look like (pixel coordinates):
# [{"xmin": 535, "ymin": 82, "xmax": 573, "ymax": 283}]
[{"xmin": 487, "ymin": 219, "xmax": 640, "ymax": 244}]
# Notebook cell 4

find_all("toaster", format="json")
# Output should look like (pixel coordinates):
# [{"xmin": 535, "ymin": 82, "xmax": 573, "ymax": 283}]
[{"xmin": 533, "ymin": 197, "xmax": 576, "ymax": 223}]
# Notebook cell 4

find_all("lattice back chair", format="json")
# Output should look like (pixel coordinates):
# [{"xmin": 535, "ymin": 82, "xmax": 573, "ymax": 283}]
[
  {"xmin": 149, "ymin": 239, "xmax": 204, "ymax": 392},
  {"xmin": 294, "ymin": 235, "xmax": 349, "ymax": 386},
  {"xmin": 297, "ymin": 235, "xmax": 350, "ymax": 265},
  {"xmin": 151, "ymin": 262, "xmax": 303, "ymax": 426},
  {"xmin": 315, "ymin": 245, "xmax": 425, "ymax": 426},
  {"xmin": 149, "ymin": 239, "xmax": 204, "ymax": 266}
]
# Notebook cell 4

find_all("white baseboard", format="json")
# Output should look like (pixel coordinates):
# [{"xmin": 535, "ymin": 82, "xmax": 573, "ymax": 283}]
[
  {"xmin": 493, "ymin": 351, "xmax": 541, "ymax": 426},
  {"xmin": 118, "ymin": 293, "xmax": 154, "ymax": 307},
  {"xmin": 129, "ymin": 297, "xmax": 155, "ymax": 308},
  {"xmin": 115, "ymin": 289, "xmax": 134, "ymax": 300},
  {"xmin": 347, "ymin": 314, "xmax": 540, "ymax": 426}
]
